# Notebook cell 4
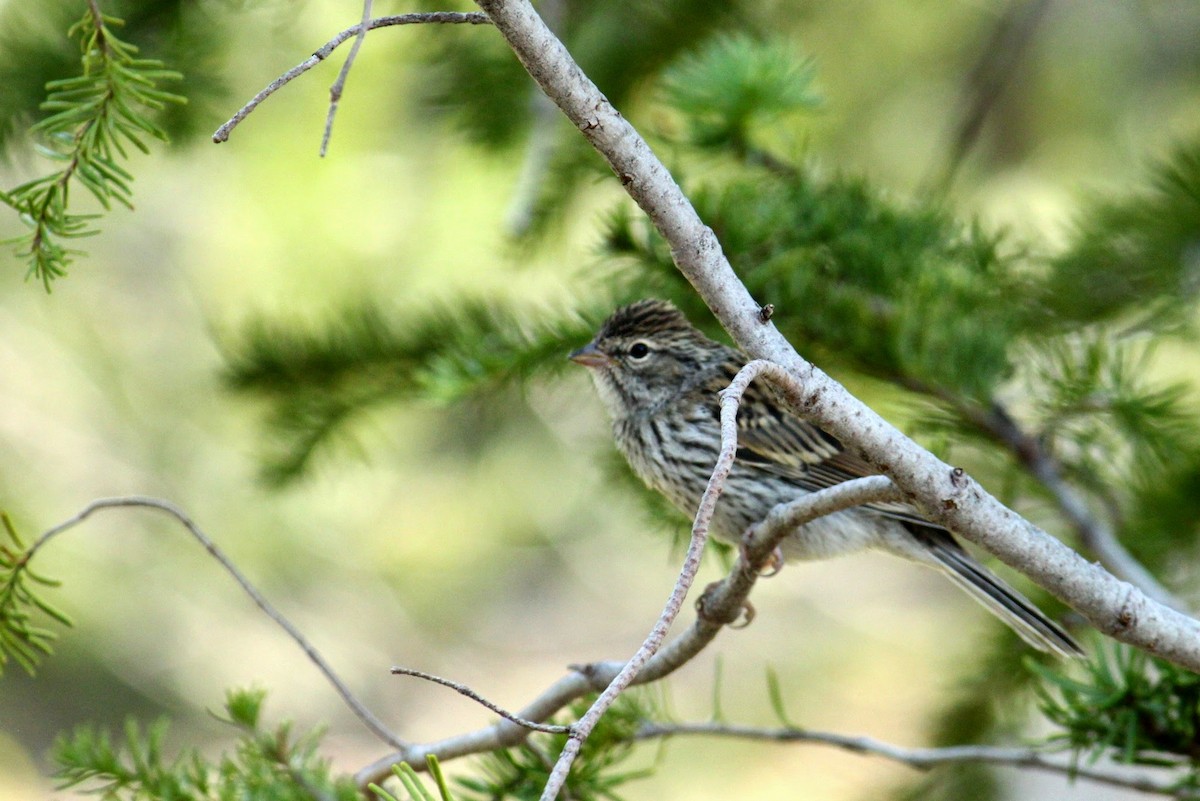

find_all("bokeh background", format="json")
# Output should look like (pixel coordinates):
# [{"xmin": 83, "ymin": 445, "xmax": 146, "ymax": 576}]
[{"xmin": 1, "ymin": 1, "xmax": 1199, "ymax": 799}]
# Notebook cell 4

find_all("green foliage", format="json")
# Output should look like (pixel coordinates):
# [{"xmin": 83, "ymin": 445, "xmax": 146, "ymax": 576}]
[
  {"xmin": 1, "ymin": 3, "xmax": 183, "ymax": 290},
  {"xmin": 1121, "ymin": 453, "xmax": 1200, "ymax": 571},
  {"xmin": 1032, "ymin": 643, "xmax": 1200, "ymax": 776},
  {"xmin": 370, "ymin": 696, "xmax": 654, "ymax": 801},
  {"xmin": 606, "ymin": 171, "xmax": 1024, "ymax": 400},
  {"xmin": 453, "ymin": 695, "xmax": 652, "ymax": 801},
  {"xmin": 1038, "ymin": 142, "xmax": 1200, "ymax": 334},
  {"xmin": 50, "ymin": 685, "xmax": 655, "ymax": 801},
  {"xmin": 53, "ymin": 687, "xmax": 361, "ymax": 801},
  {"xmin": 0, "ymin": 513, "xmax": 73, "ymax": 676},
  {"xmin": 372, "ymin": 757, "xmax": 457, "ymax": 801},
  {"xmin": 413, "ymin": 0, "xmax": 743, "ymax": 241},
  {"xmin": 1025, "ymin": 334, "xmax": 1197, "ymax": 488},
  {"xmin": 660, "ymin": 34, "xmax": 819, "ymax": 155},
  {"xmin": 222, "ymin": 298, "xmax": 603, "ymax": 484}
]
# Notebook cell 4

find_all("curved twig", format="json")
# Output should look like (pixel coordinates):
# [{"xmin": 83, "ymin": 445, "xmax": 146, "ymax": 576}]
[
  {"xmin": 356, "ymin": 365, "xmax": 903, "ymax": 791},
  {"xmin": 390, "ymin": 667, "xmax": 570, "ymax": 734},
  {"xmin": 28, "ymin": 496, "xmax": 407, "ymax": 751}
]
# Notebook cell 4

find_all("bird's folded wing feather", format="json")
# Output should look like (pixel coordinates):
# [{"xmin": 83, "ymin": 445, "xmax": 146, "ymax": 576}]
[{"xmin": 723, "ymin": 372, "xmax": 941, "ymax": 529}]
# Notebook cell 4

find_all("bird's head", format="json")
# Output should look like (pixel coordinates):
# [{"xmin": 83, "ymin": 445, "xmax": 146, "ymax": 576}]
[{"xmin": 570, "ymin": 299, "xmax": 718, "ymax": 417}]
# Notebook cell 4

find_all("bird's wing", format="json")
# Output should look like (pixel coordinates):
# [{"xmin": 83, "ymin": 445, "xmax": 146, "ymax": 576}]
[{"xmin": 722, "ymin": 373, "xmax": 937, "ymax": 527}]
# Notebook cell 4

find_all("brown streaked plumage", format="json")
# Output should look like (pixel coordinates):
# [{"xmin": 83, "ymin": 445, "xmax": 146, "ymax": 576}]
[{"xmin": 571, "ymin": 299, "xmax": 1083, "ymax": 658}]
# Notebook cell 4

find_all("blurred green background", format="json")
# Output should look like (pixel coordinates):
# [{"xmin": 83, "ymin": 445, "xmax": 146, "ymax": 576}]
[{"xmin": 1, "ymin": 1, "xmax": 1198, "ymax": 799}]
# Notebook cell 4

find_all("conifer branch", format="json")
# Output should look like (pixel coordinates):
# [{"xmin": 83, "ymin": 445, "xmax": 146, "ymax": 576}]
[
  {"xmin": 472, "ymin": 0, "xmax": 1200, "ymax": 674},
  {"xmin": 356, "ymin": 470, "xmax": 906, "ymax": 790},
  {"xmin": 964, "ymin": 399, "xmax": 1183, "ymax": 609},
  {"xmin": 1, "ymin": 2, "xmax": 184, "ymax": 289}
]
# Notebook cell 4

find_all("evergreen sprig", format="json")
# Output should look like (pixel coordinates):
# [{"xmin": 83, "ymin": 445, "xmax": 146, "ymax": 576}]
[
  {"xmin": 223, "ymin": 299, "xmax": 603, "ymax": 484},
  {"xmin": 1038, "ymin": 141, "xmax": 1200, "ymax": 334},
  {"xmin": 453, "ymin": 694, "xmax": 652, "ymax": 801},
  {"xmin": 1031, "ymin": 643, "xmax": 1200, "ymax": 776},
  {"xmin": 1022, "ymin": 333, "xmax": 1197, "ymax": 501},
  {"xmin": 53, "ymin": 687, "xmax": 360, "ymax": 801},
  {"xmin": 0, "ymin": 512, "xmax": 72, "ymax": 676},
  {"xmin": 660, "ymin": 34, "xmax": 819, "ymax": 158},
  {"xmin": 1, "ymin": 2, "xmax": 183, "ymax": 290},
  {"xmin": 605, "ymin": 171, "xmax": 1025, "ymax": 400}
]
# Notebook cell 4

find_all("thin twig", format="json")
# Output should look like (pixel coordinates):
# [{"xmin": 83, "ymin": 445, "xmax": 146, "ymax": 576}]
[
  {"xmin": 635, "ymin": 722, "xmax": 1196, "ymax": 798},
  {"xmin": 212, "ymin": 12, "xmax": 490, "ymax": 144},
  {"xmin": 320, "ymin": 0, "xmax": 373, "ymax": 157},
  {"xmin": 536, "ymin": 356, "xmax": 745, "ymax": 800},
  {"xmin": 27, "ymin": 496, "xmax": 407, "ymax": 751},
  {"xmin": 390, "ymin": 667, "xmax": 571, "ymax": 734}
]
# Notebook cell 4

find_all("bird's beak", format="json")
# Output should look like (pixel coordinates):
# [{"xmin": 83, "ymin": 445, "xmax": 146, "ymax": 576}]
[{"xmin": 568, "ymin": 341, "xmax": 612, "ymax": 368}]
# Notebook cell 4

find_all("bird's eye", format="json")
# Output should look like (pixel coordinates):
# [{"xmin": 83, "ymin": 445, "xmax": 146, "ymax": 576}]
[{"xmin": 628, "ymin": 341, "xmax": 651, "ymax": 360}]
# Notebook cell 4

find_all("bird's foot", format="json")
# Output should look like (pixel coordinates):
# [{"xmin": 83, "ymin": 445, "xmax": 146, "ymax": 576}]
[{"xmin": 695, "ymin": 581, "xmax": 756, "ymax": 628}]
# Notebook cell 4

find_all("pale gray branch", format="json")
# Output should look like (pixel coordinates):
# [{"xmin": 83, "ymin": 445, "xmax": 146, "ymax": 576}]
[
  {"xmin": 320, "ymin": 0, "xmax": 374, "ymax": 157},
  {"xmin": 28, "ymin": 496, "xmax": 407, "ymax": 751},
  {"xmin": 636, "ymin": 722, "xmax": 1195, "ymax": 798},
  {"xmin": 212, "ymin": 12, "xmax": 489, "ymax": 144},
  {"xmin": 977, "ymin": 401, "xmax": 1182, "ymax": 609},
  {"xmin": 473, "ymin": 0, "xmax": 1200, "ymax": 671},
  {"xmin": 536, "ymin": 340, "xmax": 744, "ymax": 800}
]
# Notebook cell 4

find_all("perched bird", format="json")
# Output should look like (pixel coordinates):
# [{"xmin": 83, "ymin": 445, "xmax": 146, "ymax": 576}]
[{"xmin": 570, "ymin": 298, "xmax": 1082, "ymax": 658}]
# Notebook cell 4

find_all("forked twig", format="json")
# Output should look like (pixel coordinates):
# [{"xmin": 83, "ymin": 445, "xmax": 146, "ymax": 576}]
[{"xmin": 212, "ymin": 12, "xmax": 489, "ymax": 144}]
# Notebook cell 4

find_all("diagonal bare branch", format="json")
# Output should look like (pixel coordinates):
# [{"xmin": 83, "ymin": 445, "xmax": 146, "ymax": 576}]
[{"xmin": 472, "ymin": 0, "xmax": 1200, "ymax": 673}]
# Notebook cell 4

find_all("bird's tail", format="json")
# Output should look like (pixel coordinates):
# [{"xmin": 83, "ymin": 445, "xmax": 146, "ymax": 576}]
[{"xmin": 906, "ymin": 526, "xmax": 1084, "ymax": 659}]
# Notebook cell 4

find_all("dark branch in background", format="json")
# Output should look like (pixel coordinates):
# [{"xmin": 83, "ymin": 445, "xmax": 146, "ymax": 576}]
[
  {"xmin": 320, "ymin": 0, "xmax": 374, "ymax": 157},
  {"xmin": 390, "ymin": 667, "xmax": 571, "ymax": 735},
  {"xmin": 504, "ymin": 0, "xmax": 563, "ymax": 236},
  {"xmin": 901, "ymin": 373, "xmax": 1183, "ymax": 610},
  {"xmin": 930, "ymin": 0, "xmax": 1051, "ymax": 191},
  {"xmin": 211, "ymin": 12, "xmax": 490, "ymax": 144},
  {"xmin": 25, "ymin": 497, "xmax": 407, "ymax": 751},
  {"xmin": 969, "ymin": 401, "xmax": 1183, "ymax": 608}
]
